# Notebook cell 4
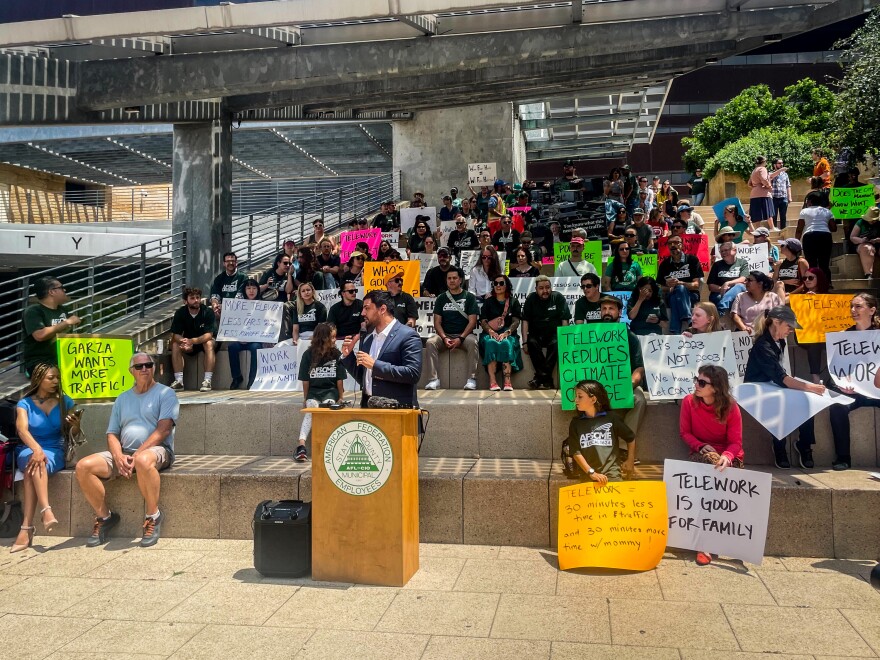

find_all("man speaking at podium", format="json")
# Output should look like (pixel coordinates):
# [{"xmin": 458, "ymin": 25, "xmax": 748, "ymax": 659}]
[{"xmin": 341, "ymin": 291, "xmax": 422, "ymax": 408}]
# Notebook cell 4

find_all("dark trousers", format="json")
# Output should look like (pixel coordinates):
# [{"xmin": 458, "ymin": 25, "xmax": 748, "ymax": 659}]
[
  {"xmin": 844, "ymin": 219, "xmax": 858, "ymax": 255},
  {"xmin": 829, "ymin": 394, "xmax": 880, "ymax": 463},
  {"xmin": 802, "ymin": 231, "xmax": 833, "ymax": 284},
  {"xmin": 228, "ymin": 342, "xmax": 260, "ymax": 387},
  {"xmin": 772, "ymin": 197, "xmax": 788, "ymax": 229},
  {"xmin": 527, "ymin": 335, "xmax": 558, "ymax": 382},
  {"xmin": 772, "ymin": 419, "xmax": 815, "ymax": 449}
]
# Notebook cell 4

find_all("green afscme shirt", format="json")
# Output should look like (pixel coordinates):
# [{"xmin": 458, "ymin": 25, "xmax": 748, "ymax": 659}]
[
  {"xmin": 436, "ymin": 290, "xmax": 479, "ymax": 336},
  {"xmin": 22, "ymin": 303, "xmax": 70, "ymax": 368}
]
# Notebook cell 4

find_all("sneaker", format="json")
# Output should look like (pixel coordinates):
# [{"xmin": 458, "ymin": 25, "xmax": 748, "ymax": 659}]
[
  {"xmin": 86, "ymin": 512, "xmax": 120, "ymax": 547},
  {"xmin": 832, "ymin": 460, "xmax": 850, "ymax": 471},
  {"xmin": 489, "ymin": 383, "xmax": 501, "ymax": 392},
  {"xmin": 199, "ymin": 379, "xmax": 212, "ymax": 392},
  {"xmin": 170, "ymin": 380, "xmax": 184, "ymax": 391},
  {"xmin": 295, "ymin": 445, "xmax": 308, "ymax": 462},
  {"xmin": 425, "ymin": 378, "xmax": 440, "ymax": 390},
  {"xmin": 140, "ymin": 512, "xmax": 163, "ymax": 547},
  {"xmin": 696, "ymin": 551, "xmax": 713, "ymax": 566},
  {"xmin": 773, "ymin": 442, "xmax": 791, "ymax": 470},
  {"xmin": 503, "ymin": 381, "xmax": 513, "ymax": 392},
  {"xmin": 528, "ymin": 378, "xmax": 541, "ymax": 390},
  {"xmin": 794, "ymin": 442, "xmax": 814, "ymax": 469},
  {"xmin": 464, "ymin": 378, "xmax": 477, "ymax": 390}
]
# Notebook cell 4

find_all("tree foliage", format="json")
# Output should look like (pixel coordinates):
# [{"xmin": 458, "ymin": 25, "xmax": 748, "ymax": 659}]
[
  {"xmin": 703, "ymin": 127, "xmax": 828, "ymax": 181},
  {"xmin": 833, "ymin": 8, "xmax": 880, "ymax": 159},
  {"xmin": 682, "ymin": 80, "xmax": 836, "ymax": 172}
]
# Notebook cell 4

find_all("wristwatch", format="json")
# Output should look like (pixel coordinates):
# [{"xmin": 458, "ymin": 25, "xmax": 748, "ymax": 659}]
[{"xmin": 587, "ymin": 467, "xmax": 595, "ymax": 475}]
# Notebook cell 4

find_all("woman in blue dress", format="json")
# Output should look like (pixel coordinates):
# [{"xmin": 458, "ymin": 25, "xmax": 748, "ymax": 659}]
[{"xmin": 11, "ymin": 363, "xmax": 80, "ymax": 552}]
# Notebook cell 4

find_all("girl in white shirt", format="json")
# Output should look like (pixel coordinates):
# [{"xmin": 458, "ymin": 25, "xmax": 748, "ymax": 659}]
[{"xmin": 796, "ymin": 190, "xmax": 837, "ymax": 284}]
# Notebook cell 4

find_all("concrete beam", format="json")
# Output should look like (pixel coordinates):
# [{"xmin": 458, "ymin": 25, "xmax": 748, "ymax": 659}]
[
  {"xmin": 520, "ymin": 112, "xmax": 640, "ymax": 130},
  {"xmin": 75, "ymin": 9, "xmax": 808, "ymax": 110}
]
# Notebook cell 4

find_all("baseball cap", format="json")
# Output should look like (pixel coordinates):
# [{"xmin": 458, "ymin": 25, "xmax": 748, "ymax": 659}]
[
  {"xmin": 677, "ymin": 203, "xmax": 694, "ymax": 213},
  {"xmin": 563, "ymin": 159, "xmax": 575, "ymax": 166},
  {"xmin": 622, "ymin": 164, "xmax": 631, "ymax": 170},
  {"xmin": 632, "ymin": 208, "xmax": 645, "ymax": 216},
  {"xmin": 599, "ymin": 295, "xmax": 623, "ymax": 310},
  {"xmin": 767, "ymin": 305, "xmax": 802, "ymax": 329},
  {"xmin": 494, "ymin": 179, "xmax": 506, "ymax": 187},
  {"xmin": 437, "ymin": 246, "xmax": 452, "ymax": 256},
  {"xmin": 283, "ymin": 238, "xmax": 296, "ymax": 246},
  {"xmin": 520, "ymin": 231, "xmax": 533, "ymax": 240},
  {"xmin": 750, "ymin": 227, "xmax": 771, "ymax": 237},
  {"xmin": 570, "ymin": 237, "xmax": 585, "ymax": 245},
  {"xmin": 414, "ymin": 190, "xmax": 424, "ymax": 196},
  {"xmin": 778, "ymin": 238, "xmax": 803, "ymax": 253},
  {"xmin": 385, "ymin": 270, "xmax": 404, "ymax": 285}
]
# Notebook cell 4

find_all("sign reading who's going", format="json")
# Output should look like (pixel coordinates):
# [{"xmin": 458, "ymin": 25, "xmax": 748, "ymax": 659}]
[{"xmin": 324, "ymin": 421, "xmax": 393, "ymax": 496}]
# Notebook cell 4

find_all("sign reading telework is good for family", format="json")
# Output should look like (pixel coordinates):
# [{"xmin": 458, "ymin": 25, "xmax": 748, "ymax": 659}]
[
  {"xmin": 216, "ymin": 298, "xmax": 284, "ymax": 343},
  {"xmin": 788, "ymin": 294, "xmax": 854, "ymax": 344},
  {"xmin": 557, "ymin": 323, "xmax": 633, "ymax": 410},
  {"xmin": 363, "ymin": 261, "xmax": 420, "ymax": 297},
  {"xmin": 57, "ymin": 334, "xmax": 134, "ymax": 400},
  {"xmin": 663, "ymin": 459, "xmax": 772, "ymax": 565},
  {"xmin": 826, "ymin": 329, "xmax": 880, "ymax": 399},
  {"xmin": 557, "ymin": 481, "xmax": 668, "ymax": 571},
  {"xmin": 640, "ymin": 331, "xmax": 736, "ymax": 400}
]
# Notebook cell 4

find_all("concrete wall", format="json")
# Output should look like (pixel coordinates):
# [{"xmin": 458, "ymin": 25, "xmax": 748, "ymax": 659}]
[{"xmin": 393, "ymin": 102, "xmax": 527, "ymax": 201}]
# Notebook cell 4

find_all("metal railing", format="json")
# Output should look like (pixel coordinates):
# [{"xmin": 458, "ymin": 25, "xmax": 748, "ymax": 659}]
[
  {"xmin": 232, "ymin": 176, "xmax": 375, "ymax": 217},
  {"xmin": 231, "ymin": 171, "xmax": 399, "ymax": 270},
  {"xmin": 0, "ymin": 232, "xmax": 186, "ymax": 374}
]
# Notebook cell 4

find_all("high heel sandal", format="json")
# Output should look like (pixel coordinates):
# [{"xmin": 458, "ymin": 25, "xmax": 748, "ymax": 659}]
[
  {"xmin": 40, "ymin": 506, "xmax": 58, "ymax": 533},
  {"xmin": 10, "ymin": 526, "xmax": 35, "ymax": 553}
]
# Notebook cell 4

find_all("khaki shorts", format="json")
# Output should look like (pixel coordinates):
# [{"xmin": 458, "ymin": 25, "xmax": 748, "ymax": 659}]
[{"xmin": 96, "ymin": 447, "xmax": 173, "ymax": 480}]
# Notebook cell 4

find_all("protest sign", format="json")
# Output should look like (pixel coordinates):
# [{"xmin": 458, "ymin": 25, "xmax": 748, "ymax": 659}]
[
  {"xmin": 552, "ymin": 277, "xmax": 582, "ymax": 315},
  {"xmin": 339, "ymin": 228, "xmax": 381, "ymax": 261},
  {"xmin": 542, "ymin": 257, "xmax": 555, "ymax": 266},
  {"xmin": 458, "ymin": 250, "xmax": 479, "ymax": 276},
  {"xmin": 789, "ymin": 294, "xmax": 854, "ymax": 344},
  {"xmin": 557, "ymin": 481, "xmax": 668, "ymax": 571},
  {"xmin": 658, "ymin": 234, "xmax": 710, "ymax": 272},
  {"xmin": 315, "ymin": 287, "xmax": 364, "ymax": 310},
  {"xmin": 250, "ymin": 344, "xmax": 299, "ymax": 391},
  {"xmin": 733, "ymin": 380, "xmax": 854, "ymax": 439},
  {"xmin": 633, "ymin": 253, "xmax": 657, "ymax": 280},
  {"xmin": 510, "ymin": 277, "xmax": 535, "ymax": 308},
  {"xmin": 468, "ymin": 162, "xmax": 496, "ymax": 185},
  {"xmin": 729, "ymin": 331, "xmax": 754, "ymax": 385},
  {"xmin": 640, "ymin": 331, "xmax": 736, "ymax": 399},
  {"xmin": 664, "ymin": 459, "xmax": 772, "ymax": 565},
  {"xmin": 57, "ymin": 334, "xmax": 133, "ymax": 400},
  {"xmin": 381, "ymin": 231, "xmax": 401, "ymax": 248},
  {"xmin": 216, "ymin": 298, "xmax": 284, "ymax": 343},
  {"xmin": 410, "ymin": 252, "xmax": 438, "ymax": 282},
  {"xmin": 363, "ymin": 261, "xmax": 420, "ymax": 297},
  {"xmin": 826, "ymin": 329, "xmax": 880, "ymax": 399},
  {"xmin": 400, "ymin": 207, "xmax": 435, "ymax": 234},
  {"xmin": 712, "ymin": 197, "xmax": 745, "ymax": 223},
  {"xmin": 830, "ymin": 184, "xmax": 874, "ymax": 220},
  {"xmin": 715, "ymin": 242, "xmax": 768, "ymax": 274},
  {"xmin": 413, "ymin": 297, "xmax": 437, "ymax": 338},
  {"xmin": 553, "ymin": 241, "xmax": 603, "ymax": 276},
  {"xmin": 558, "ymin": 323, "xmax": 634, "ymax": 410},
  {"xmin": 438, "ymin": 220, "xmax": 456, "ymax": 236}
]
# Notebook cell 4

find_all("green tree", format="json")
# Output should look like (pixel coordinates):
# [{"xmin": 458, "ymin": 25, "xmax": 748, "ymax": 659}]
[
  {"xmin": 703, "ymin": 127, "xmax": 827, "ymax": 180},
  {"xmin": 833, "ymin": 8, "xmax": 880, "ymax": 159}
]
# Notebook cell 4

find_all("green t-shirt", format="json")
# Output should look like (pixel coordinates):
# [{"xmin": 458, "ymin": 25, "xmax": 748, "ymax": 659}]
[
  {"xmin": 22, "ymin": 303, "xmax": 70, "ymax": 369},
  {"xmin": 298, "ymin": 348, "xmax": 347, "ymax": 403},
  {"xmin": 522, "ymin": 291, "xmax": 572, "ymax": 338},
  {"xmin": 436, "ymin": 290, "xmax": 479, "ymax": 337},
  {"xmin": 574, "ymin": 297, "xmax": 601, "ymax": 323},
  {"xmin": 603, "ymin": 260, "xmax": 642, "ymax": 291},
  {"xmin": 567, "ymin": 411, "xmax": 634, "ymax": 481}
]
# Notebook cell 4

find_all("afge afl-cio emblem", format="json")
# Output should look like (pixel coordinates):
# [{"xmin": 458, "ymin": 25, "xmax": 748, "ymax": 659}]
[{"xmin": 324, "ymin": 421, "xmax": 393, "ymax": 496}]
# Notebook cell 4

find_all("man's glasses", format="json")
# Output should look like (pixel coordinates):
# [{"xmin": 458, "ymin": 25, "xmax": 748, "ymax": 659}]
[
  {"xmin": 132, "ymin": 362, "xmax": 154, "ymax": 371},
  {"xmin": 625, "ymin": 233, "xmax": 637, "ymax": 238},
  {"xmin": 493, "ymin": 280, "xmax": 506, "ymax": 287},
  {"xmin": 343, "ymin": 289, "xmax": 357, "ymax": 294},
  {"xmin": 693, "ymin": 377, "xmax": 711, "ymax": 388},
  {"xmin": 581, "ymin": 284, "xmax": 595, "ymax": 290}
]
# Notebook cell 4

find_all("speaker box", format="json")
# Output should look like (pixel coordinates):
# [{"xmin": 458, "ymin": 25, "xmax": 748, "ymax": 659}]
[{"xmin": 253, "ymin": 500, "xmax": 311, "ymax": 578}]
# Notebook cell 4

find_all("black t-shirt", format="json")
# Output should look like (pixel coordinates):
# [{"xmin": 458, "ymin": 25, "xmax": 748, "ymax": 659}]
[
  {"xmin": 522, "ymin": 291, "xmax": 571, "ymax": 338},
  {"xmin": 210, "ymin": 271, "xmax": 247, "ymax": 301},
  {"xmin": 371, "ymin": 213, "xmax": 397, "ymax": 231},
  {"xmin": 708, "ymin": 258, "xmax": 748, "ymax": 287},
  {"xmin": 435, "ymin": 290, "xmax": 479, "ymax": 336},
  {"xmin": 22, "ymin": 303, "xmax": 69, "ymax": 368},
  {"xmin": 658, "ymin": 254, "xmax": 704, "ymax": 284},
  {"xmin": 509, "ymin": 265, "xmax": 541, "ymax": 278},
  {"xmin": 298, "ymin": 348, "xmax": 347, "ymax": 403},
  {"xmin": 292, "ymin": 301, "xmax": 328, "ymax": 334},
  {"xmin": 316, "ymin": 253, "xmax": 341, "ymax": 271},
  {"xmin": 688, "ymin": 175, "xmax": 707, "ymax": 195},
  {"xmin": 422, "ymin": 265, "xmax": 453, "ymax": 296},
  {"xmin": 342, "ymin": 270, "xmax": 363, "ymax": 287},
  {"xmin": 492, "ymin": 229, "xmax": 521, "ymax": 253},
  {"xmin": 479, "ymin": 296, "xmax": 522, "ymax": 332},
  {"xmin": 259, "ymin": 267, "xmax": 290, "ymax": 303},
  {"xmin": 170, "ymin": 304, "xmax": 215, "ymax": 338},
  {"xmin": 447, "ymin": 229, "xmax": 479, "ymax": 254},
  {"xmin": 327, "ymin": 299, "xmax": 363, "ymax": 337},
  {"xmin": 574, "ymin": 297, "xmax": 602, "ymax": 323},
  {"xmin": 567, "ymin": 412, "xmax": 635, "ymax": 481},
  {"xmin": 390, "ymin": 292, "xmax": 418, "ymax": 325}
]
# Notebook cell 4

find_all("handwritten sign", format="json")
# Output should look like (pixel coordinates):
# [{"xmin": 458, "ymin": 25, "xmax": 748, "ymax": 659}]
[
  {"xmin": 640, "ymin": 331, "xmax": 736, "ymax": 399},
  {"xmin": 57, "ymin": 334, "xmax": 133, "ymax": 401},
  {"xmin": 789, "ymin": 293, "xmax": 854, "ymax": 344},
  {"xmin": 664, "ymin": 459, "xmax": 772, "ymax": 565},
  {"xmin": 733, "ymin": 381, "xmax": 853, "ymax": 439},
  {"xmin": 728, "ymin": 331, "xmax": 754, "ymax": 385},
  {"xmin": 658, "ymin": 234, "xmax": 710, "ymax": 272},
  {"xmin": 381, "ymin": 231, "xmax": 401, "ymax": 248},
  {"xmin": 458, "ymin": 250, "xmax": 480, "ymax": 276},
  {"xmin": 410, "ymin": 252, "xmax": 438, "ymax": 282},
  {"xmin": 830, "ymin": 184, "xmax": 874, "ymax": 220},
  {"xmin": 250, "ymin": 345, "xmax": 299, "ymax": 391},
  {"xmin": 554, "ymin": 241, "xmax": 603, "ymax": 275},
  {"xmin": 468, "ymin": 162, "xmax": 496, "ymax": 185},
  {"xmin": 715, "ymin": 242, "xmax": 768, "ymax": 274},
  {"xmin": 339, "ymin": 228, "xmax": 381, "ymax": 261},
  {"xmin": 400, "ymin": 207, "xmax": 436, "ymax": 234},
  {"xmin": 363, "ymin": 261, "xmax": 420, "ymax": 297},
  {"xmin": 633, "ymin": 253, "xmax": 657, "ymax": 280},
  {"xmin": 315, "ymin": 287, "xmax": 364, "ymax": 310},
  {"xmin": 826, "ymin": 329, "xmax": 880, "ymax": 399},
  {"xmin": 414, "ymin": 297, "xmax": 437, "ymax": 338},
  {"xmin": 216, "ymin": 298, "xmax": 284, "ymax": 343},
  {"xmin": 557, "ymin": 481, "xmax": 668, "ymax": 571},
  {"xmin": 558, "ymin": 323, "xmax": 634, "ymax": 410}
]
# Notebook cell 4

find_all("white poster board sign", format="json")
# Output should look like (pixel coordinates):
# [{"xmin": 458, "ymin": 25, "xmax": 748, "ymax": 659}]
[
  {"xmin": 640, "ymin": 331, "xmax": 737, "ymax": 399},
  {"xmin": 733, "ymin": 380, "xmax": 854, "ymax": 439},
  {"xmin": 714, "ymin": 242, "xmax": 768, "ymax": 274},
  {"xmin": 468, "ymin": 162, "xmax": 496, "ymax": 186},
  {"xmin": 411, "ymin": 253, "xmax": 438, "ymax": 282},
  {"xmin": 414, "ymin": 297, "xmax": 437, "ymax": 338},
  {"xmin": 438, "ymin": 219, "xmax": 456, "ymax": 236},
  {"xmin": 551, "ymin": 277, "xmax": 582, "ymax": 315},
  {"xmin": 315, "ymin": 286, "xmax": 364, "ymax": 310},
  {"xmin": 826, "ymin": 329, "xmax": 880, "ymax": 399},
  {"xmin": 216, "ymin": 298, "xmax": 284, "ymax": 343},
  {"xmin": 250, "ymin": 345, "xmax": 299, "ymax": 391},
  {"xmin": 458, "ymin": 250, "xmax": 480, "ymax": 276},
  {"xmin": 728, "ymin": 331, "xmax": 753, "ymax": 386},
  {"xmin": 663, "ymin": 459, "xmax": 772, "ymax": 565},
  {"xmin": 511, "ymin": 277, "xmax": 535, "ymax": 308},
  {"xmin": 400, "ymin": 207, "xmax": 435, "ymax": 234},
  {"xmin": 381, "ymin": 231, "xmax": 401, "ymax": 248}
]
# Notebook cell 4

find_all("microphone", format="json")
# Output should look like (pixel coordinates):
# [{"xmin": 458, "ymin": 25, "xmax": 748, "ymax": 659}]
[{"xmin": 368, "ymin": 396, "xmax": 400, "ymax": 409}]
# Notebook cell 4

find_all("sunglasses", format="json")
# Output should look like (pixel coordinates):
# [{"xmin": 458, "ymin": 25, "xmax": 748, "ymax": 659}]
[
  {"xmin": 693, "ymin": 377, "xmax": 711, "ymax": 388},
  {"xmin": 618, "ymin": 247, "xmax": 631, "ymax": 251},
  {"xmin": 668, "ymin": 242, "xmax": 683, "ymax": 248},
  {"xmin": 804, "ymin": 276, "xmax": 816, "ymax": 282},
  {"xmin": 625, "ymin": 233, "xmax": 637, "ymax": 237},
  {"xmin": 493, "ymin": 281, "xmax": 506, "ymax": 287},
  {"xmin": 673, "ymin": 225, "xmax": 686, "ymax": 230},
  {"xmin": 281, "ymin": 261, "xmax": 291, "ymax": 265},
  {"xmin": 343, "ymin": 289, "xmax": 357, "ymax": 294},
  {"xmin": 456, "ymin": 222, "xmax": 465, "ymax": 226},
  {"xmin": 354, "ymin": 256, "xmax": 365, "ymax": 260},
  {"xmin": 581, "ymin": 284, "xmax": 595, "ymax": 290},
  {"xmin": 391, "ymin": 278, "xmax": 403, "ymax": 284},
  {"xmin": 482, "ymin": 255, "xmax": 494, "ymax": 260},
  {"xmin": 132, "ymin": 362, "xmax": 154, "ymax": 371},
  {"xmin": 314, "ymin": 224, "xmax": 324, "ymax": 228}
]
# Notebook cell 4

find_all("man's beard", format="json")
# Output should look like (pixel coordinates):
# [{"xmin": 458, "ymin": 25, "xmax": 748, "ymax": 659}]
[{"xmin": 601, "ymin": 314, "xmax": 616, "ymax": 322}]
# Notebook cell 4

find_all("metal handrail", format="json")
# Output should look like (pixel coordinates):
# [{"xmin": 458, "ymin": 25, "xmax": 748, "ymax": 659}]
[{"xmin": 0, "ymin": 232, "xmax": 187, "ymax": 374}]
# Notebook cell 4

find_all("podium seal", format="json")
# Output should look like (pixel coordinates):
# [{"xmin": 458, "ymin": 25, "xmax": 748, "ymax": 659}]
[{"xmin": 324, "ymin": 421, "xmax": 394, "ymax": 496}]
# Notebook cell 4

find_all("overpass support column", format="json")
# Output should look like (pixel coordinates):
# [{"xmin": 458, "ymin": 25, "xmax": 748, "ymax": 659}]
[
  {"xmin": 392, "ymin": 102, "xmax": 526, "ymax": 201},
  {"xmin": 171, "ymin": 119, "xmax": 232, "ymax": 292}
]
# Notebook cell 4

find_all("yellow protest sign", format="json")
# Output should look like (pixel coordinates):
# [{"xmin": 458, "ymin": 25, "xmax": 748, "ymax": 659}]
[
  {"xmin": 56, "ymin": 334, "xmax": 134, "ymax": 401},
  {"xmin": 789, "ymin": 294, "xmax": 854, "ymax": 344},
  {"xmin": 363, "ymin": 261, "xmax": 421, "ymax": 297},
  {"xmin": 557, "ymin": 480, "xmax": 668, "ymax": 571}
]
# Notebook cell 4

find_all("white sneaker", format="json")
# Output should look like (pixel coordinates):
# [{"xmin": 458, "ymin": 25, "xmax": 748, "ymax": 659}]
[
  {"xmin": 170, "ymin": 380, "xmax": 184, "ymax": 391},
  {"xmin": 464, "ymin": 378, "xmax": 477, "ymax": 390},
  {"xmin": 199, "ymin": 379, "xmax": 212, "ymax": 392},
  {"xmin": 424, "ymin": 378, "xmax": 440, "ymax": 390}
]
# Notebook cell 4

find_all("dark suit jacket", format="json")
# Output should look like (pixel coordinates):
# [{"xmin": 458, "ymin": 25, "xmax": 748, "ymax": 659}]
[{"xmin": 356, "ymin": 321, "xmax": 423, "ymax": 408}]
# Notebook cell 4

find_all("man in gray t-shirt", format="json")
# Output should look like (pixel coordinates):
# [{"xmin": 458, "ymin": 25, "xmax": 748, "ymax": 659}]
[{"xmin": 75, "ymin": 352, "xmax": 180, "ymax": 548}]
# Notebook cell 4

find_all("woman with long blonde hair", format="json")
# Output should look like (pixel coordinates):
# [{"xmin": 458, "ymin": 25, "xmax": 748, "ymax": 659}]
[{"xmin": 292, "ymin": 282, "xmax": 327, "ymax": 345}]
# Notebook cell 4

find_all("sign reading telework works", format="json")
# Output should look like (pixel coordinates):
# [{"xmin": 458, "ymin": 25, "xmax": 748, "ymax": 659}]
[{"xmin": 57, "ymin": 334, "xmax": 134, "ymax": 401}]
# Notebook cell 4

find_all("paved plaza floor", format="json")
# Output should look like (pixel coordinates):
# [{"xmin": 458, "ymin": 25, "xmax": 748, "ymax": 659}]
[{"xmin": 0, "ymin": 535, "xmax": 878, "ymax": 659}]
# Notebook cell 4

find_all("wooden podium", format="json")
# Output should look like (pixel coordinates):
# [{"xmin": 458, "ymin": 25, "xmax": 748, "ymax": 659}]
[{"xmin": 307, "ymin": 408, "xmax": 420, "ymax": 586}]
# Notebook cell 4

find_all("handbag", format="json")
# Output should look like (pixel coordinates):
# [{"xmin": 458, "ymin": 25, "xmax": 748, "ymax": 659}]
[
  {"xmin": 0, "ymin": 500, "xmax": 24, "ymax": 538},
  {"xmin": 487, "ymin": 298, "xmax": 510, "ymax": 332},
  {"xmin": 0, "ymin": 436, "xmax": 22, "ymax": 538}
]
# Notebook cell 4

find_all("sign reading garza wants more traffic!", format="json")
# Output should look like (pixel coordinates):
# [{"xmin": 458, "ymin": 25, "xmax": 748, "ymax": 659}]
[
  {"xmin": 57, "ymin": 334, "xmax": 134, "ymax": 401},
  {"xmin": 557, "ymin": 323, "xmax": 633, "ymax": 410}
]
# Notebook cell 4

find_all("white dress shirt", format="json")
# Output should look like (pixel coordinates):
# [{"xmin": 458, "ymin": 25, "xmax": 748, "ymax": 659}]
[{"xmin": 365, "ymin": 318, "xmax": 398, "ymax": 396}]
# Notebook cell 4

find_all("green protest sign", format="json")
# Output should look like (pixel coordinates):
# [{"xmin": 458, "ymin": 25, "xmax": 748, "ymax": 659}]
[
  {"xmin": 557, "ymin": 323, "xmax": 634, "ymax": 411},
  {"xmin": 634, "ymin": 253, "xmax": 658, "ymax": 280},
  {"xmin": 554, "ymin": 241, "xmax": 603, "ymax": 273},
  {"xmin": 554, "ymin": 242, "xmax": 570, "ymax": 265},
  {"xmin": 830, "ymin": 185, "xmax": 874, "ymax": 220},
  {"xmin": 57, "ymin": 334, "xmax": 134, "ymax": 400}
]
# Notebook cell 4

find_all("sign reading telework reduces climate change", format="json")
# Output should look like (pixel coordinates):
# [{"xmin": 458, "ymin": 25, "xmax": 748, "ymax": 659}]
[
  {"xmin": 57, "ymin": 334, "xmax": 134, "ymax": 400},
  {"xmin": 557, "ymin": 481, "xmax": 668, "ymax": 571},
  {"xmin": 557, "ymin": 323, "xmax": 633, "ymax": 410}
]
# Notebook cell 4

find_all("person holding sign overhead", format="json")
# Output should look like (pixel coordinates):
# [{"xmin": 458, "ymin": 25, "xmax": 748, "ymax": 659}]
[{"xmin": 744, "ymin": 306, "xmax": 825, "ymax": 469}]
